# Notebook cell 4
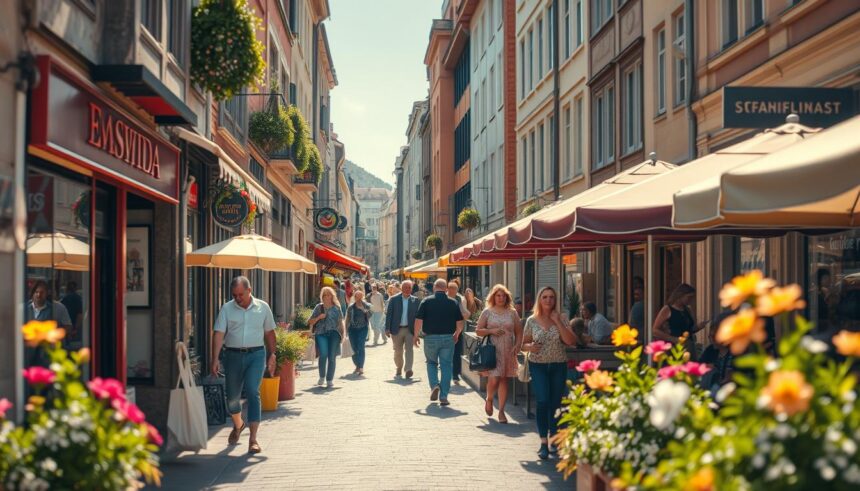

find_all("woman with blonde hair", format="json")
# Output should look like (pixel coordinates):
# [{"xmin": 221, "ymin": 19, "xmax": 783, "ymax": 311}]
[
  {"xmin": 475, "ymin": 284, "xmax": 522, "ymax": 424},
  {"xmin": 522, "ymin": 286, "xmax": 577, "ymax": 459},
  {"xmin": 309, "ymin": 286, "xmax": 345, "ymax": 388},
  {"xmin": 464, "ymin": 288, "xmax": 483, "ymax": 318},
  {"xmin": 345, "ymin": 290, "xmax": 372, "ymax": 375}
]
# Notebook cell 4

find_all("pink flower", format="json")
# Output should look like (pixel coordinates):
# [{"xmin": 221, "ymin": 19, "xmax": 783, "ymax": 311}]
[
  {"xmin": 575, "ymin": 360, "xmax": 602, "ymax": 373},
  {"xmin": 144, "ymin": 422, "xmax": 163, "ymax": 446},
  {"xmin": 88, "ymin": 377, "xmax": 127, "ymax": 402},
  {"xmin": 645, "ymin": 340, "xmax": 673, "ymax": 355},
  {"xmin": 680, "ymin": 362, "xmax": 712, "ymax": 377},
  {"xmin": 657, "ymin": 365, "xmax": 684, "ymax": 379},
  {"xmin": 112, "ymin": 399, "xmax": 146, "ymax": 425},
  {"xmin": 22, "ymin": 367, "xmax": 56, "ymax": 386},
  {"xmin": 0, "ymin": 398, "xmax": 12, "ymax": 418}
]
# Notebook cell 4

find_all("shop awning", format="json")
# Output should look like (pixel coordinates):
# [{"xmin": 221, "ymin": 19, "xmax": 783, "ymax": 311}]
[
  {"xmin": 575, "ymin": 120, "xmax": 819, "ymax": 235},
  {"xmin": 312, "ymin": 243, "xmax": 369, "ymax": 274},
  {"xmin": 175, "ymin": 128, "xmax": 271, "ymax": 214},
  {"xmin": 674, "ymin": 115, "xmax": 860, "ymax": 229},
  {"xmin": 403, "ymin": 258, "xmax": 447, "ymax": 278},
  {"xmin": 92, "ymin": 65, "xmax": 197, "ymax": 125},
  {"xmin": 438, "ymin": 253, "xmax": 494, "ymax": 267},
  {"xmin": 186, "ymin": 234, "xmax": 317, "ymax": 273}
]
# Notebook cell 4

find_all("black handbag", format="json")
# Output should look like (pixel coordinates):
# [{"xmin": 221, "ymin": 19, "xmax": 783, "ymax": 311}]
[{"xmin": 469, "ymin": 336, "xmax": 497, "ymax": 371}]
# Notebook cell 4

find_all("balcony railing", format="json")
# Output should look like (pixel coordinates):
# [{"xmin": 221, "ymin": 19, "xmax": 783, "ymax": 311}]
[{"xmin": 293, "ymin": 170, "xmax": 318, "ymax": 189}]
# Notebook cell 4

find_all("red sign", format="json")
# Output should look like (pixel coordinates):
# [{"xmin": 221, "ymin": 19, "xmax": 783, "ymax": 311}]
[
  {"xmin": 188, "ymin": 181, "xmax": 198, "ymax": 209},
  {"xmin": 29, "ymin": 57, "xmax": 179, "ymax": 203},
  {"xmin": 27, "ymin": 175, "xmax": 53, "ymax": 233}
]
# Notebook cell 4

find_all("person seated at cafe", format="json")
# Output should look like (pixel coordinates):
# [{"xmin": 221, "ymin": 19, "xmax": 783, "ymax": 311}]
[
  {"xmin": 569, "ymin": 318, "xmax": 588, "ymax": 348},
  {"xmin": 580, "ymin": 302, "xmax": 614, "ymax": 345}
]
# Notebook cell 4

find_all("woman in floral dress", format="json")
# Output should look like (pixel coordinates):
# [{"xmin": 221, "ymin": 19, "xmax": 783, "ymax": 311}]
[{"xmin": 475, "ymin": 284, "xmax": 522, "ymax": 424}]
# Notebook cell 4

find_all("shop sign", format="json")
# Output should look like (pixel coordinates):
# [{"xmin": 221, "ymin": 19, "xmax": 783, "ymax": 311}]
[
  {"xmin": 27, "ymin": 175, "xmax": 54, "ymax": 233},
  {"xmin": 723, "ymin": 86, "xmax": 855, "ymax": 129},
  {"xmin": 188, "ymin": 181, "xmax": 199, "ymax": 209},
  {"xmin": 30, "ymin": 57, "xmax": 179, "ymax": 203},
  {"xmin": 314, "ymin": 208, "xmax": 339, "ymax": 232},
  {"xmin": 212, "ymin": 192, "xmax": 249, "ymax": 228},
  {"xmin": 337, "ymin": 214, "xmax": 348, "ymax": 230}
]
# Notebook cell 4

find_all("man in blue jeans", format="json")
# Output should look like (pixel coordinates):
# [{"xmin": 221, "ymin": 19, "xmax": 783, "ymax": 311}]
[
  {"xmin": 211, "ymin": 276, "xmax": 276, "ymax": 455},
  {"xmin": 414, "ymin": 278, "xmax": 465, "ymax": 406}
]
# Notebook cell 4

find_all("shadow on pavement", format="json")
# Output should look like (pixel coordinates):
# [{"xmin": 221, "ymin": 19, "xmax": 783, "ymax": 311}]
[
  {"xmin": 519, "ymin": 459, "xmax": 574, "ymax": 490},
  {"xmin": 413, "ymin": 403, "xmax": 467, "ymax": 418},
  {"xmin": 383, "ymin": 377, "xmax": 421, "ymax": 386},
  {"xmin": 475, "ymin": 419, "xmax": 532, "ymax": 437}
]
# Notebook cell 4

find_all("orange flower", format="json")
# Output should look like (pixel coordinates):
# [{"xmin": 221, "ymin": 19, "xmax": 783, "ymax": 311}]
[
  {"xmin": 77, "ymin": 347, "xmax": 91, "ymax": 363},
  {"xmin": 756, "ymin": 284, "xmax": 806, "ymax": 317},
  {"xmin": 761, "ymin": 370, "xmax": 813, "ymax": 417},
  {"xmin": 685, "ymin": 467, "xmax": 715, "ymax": 491},
  {"xmin": 611, "ymin": 324, "xmax": 639, "ymax": 347},
  {"xmin": 719, "ymin": 270, "xmax": 775, "ymax": 310},
  {"xmin": 22, "ymin": 320, "xmax": 65, "ymax": 347},
  {"xmin": 715, "ymin": 308, "xmax": 766, "ymax": 355},
  {"xmin": 584, "ymin": 370, "xmax": 614, "ymax": 392},
  {"xmin": 833, "ymin": 330, "xmax": 860, "ymax": 357}
]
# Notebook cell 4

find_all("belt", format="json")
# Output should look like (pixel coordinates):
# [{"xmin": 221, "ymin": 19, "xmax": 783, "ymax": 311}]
[{"xmin": 224, "ymin": 346, "xmax": 265, "ymax": 353}]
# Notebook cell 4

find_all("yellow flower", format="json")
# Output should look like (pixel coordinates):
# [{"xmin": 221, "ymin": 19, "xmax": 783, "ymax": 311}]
[
  {"xmin": 833, "ymin": 330, "xmax": 860, "ymax": 357},
  {"xmin": 77, "ymin": 347, "xmax": 91, "ymax": 363},
  {"xmin": 685, "ymin": 467, "xmax": 715, "ymax": 491},
  {"xmin": 22, "ymin": 320, "xmax": 65, "ymax": 347},
  {"xmin": 719, "ymin": 270, "xmax": 775, "ymax": 310},
  {"xmin": 611, "ymin": 324, "xmax": 639, "ymax": 347},
  {"xmin": 761, "ymin": 370, "xmax": 813, "ymax": 417},
  {"xmin": 716, "ymin": 308, "xmax": 766, "ymax": 355},
  {"xmin": 25, "ymin": 395, "xmax": 45, "ymax": 412},
  {"xmin": 584, "ymin": 370, "xmax": 614, "ymax": 392},
  {"xmin": 755, "ymin": 284, "xmax": 806, "ymax": 317}
]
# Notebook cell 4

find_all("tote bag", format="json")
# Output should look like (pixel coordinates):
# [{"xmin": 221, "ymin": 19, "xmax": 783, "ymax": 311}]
[
  {"xmin": 167, "ymin": 342, "xmax": 208, "ymax": 452},
  {"xmin": 469, "ymin": 336, "xmax": 497, "ymax": 371},
  {"xmin": 341, "ymin": 330, "xmax": 353, "ymax": 358}
]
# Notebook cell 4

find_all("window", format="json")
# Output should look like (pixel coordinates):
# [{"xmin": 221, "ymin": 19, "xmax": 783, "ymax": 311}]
[
  {"xmin": 537, "ymin": 19, "xmax": 544, "ymax": 78},
  {"xmin": 520, "ymin": 39, "xmax": 526, "ymax": 99},
  {"xmin": 530, "ymin": 130, "xmax": 536, "ymax": 196},
  {"xmin": 454, "ymin": 111, "xmax": 471, "ymax": 171},
  {"xmin": 591, "ymin": 0, "xmax": 613, "ymax": 34},
  {"xmin": 808, "ymin": 230, "xmax": 860, "ymax": 335},
  {"xmin": 722, "ymin": 0, "xmax": 738, "ymax": 48},
  {"xmin": 548, "ymin": 115, "xmax": 555, "ymax": 187},
  {"xmin": 489, "ymin": 66, "xmax": 495, "ymax": 116},
  {"xmin": 564, "ymin": 106, "xmax": 572, "ymax": 180},
  {"xmin": 593, "ymin": 86, "xmax": 615, "ymax": 169},
  {"xmin": 269, "ymin": 38, "xmax": 281, "ymax": 87},
  {"xmin": 538, "ymin": 123, "xmax": 545, "ymax": 191},
  {"xmin": 497, "ymin": 52, "xmax": 504, "ymax": 109},
  {"xmin": 548, "ymin": 5, "xmax": 555, "ymax": 70},
  {"xmin": 574, "ymin": 97, "xmax": 583, "ymax": 176},
  {"xmin": 498, "ymin": 0, "xmax": 504, "ymax": 28},
  {"xmin": 482, "ymin": 78, "xmax": 488, "ymax": 128},
  {"xmin": 521, "ymin": 137, "xmax": 528, "ymax": 200},
  {"xmin": 674, "ymin": 12, "xmax": 687, "ymax": 106},
  {"xmin": 564, "ymin": 0, "xmax": 571, "ymax": 58},
  {"xmin": 528, "ymin": 29, "xmax": 534, "ymax": 91},
  {"xmin": 141, "ymin": 0, "xmax": 161, "ymax": 39},
  {"xmin": 221, "ymin": 93, "xmax": 248, "ymax": 142},
  {"xmin": 623, "ymin": 63, "xmax": 642, "ymax": 153},
  {"xmin": 167, "ymin": 0, "xmax": 186, "ymax": 66},
  {"xmin": 454, "ymin": 41, "xmax": 471, "ymax": 103},
  {"xmin": 250, "ymin": 157, "xmax": 266, "ymax": 186},
  {"xmin": 656, "ymin": 28, "xmax": 666, "ymax": 114},
  {"xmin": 745, "ymin": 0, "xmax": 764, "ymax": 33},
  {"xmin": 576, "ymin": 0, "xmax": 583, "ymax": 46}
]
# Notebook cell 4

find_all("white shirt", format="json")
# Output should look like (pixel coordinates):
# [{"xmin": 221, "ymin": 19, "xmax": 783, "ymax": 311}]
[
  {"xmin": 214, "ymin": 296, "xmax": 276, "ymax": 348},
  {"xmin": 400, "ymin": 295, "xmax": 411, "ymax": 326},
  {"xmin": 369, "ymin": 292, "xmax": 385, "ymax": 313}
]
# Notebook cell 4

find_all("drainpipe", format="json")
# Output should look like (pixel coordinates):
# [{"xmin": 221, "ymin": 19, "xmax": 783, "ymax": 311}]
[
  {"xmin": 552, "ymin": 0, "xmax": 561, "ymax": 201},
  {"xmin": 177, "ymin": 141, "xmax": 195, "ymax": 344},
  {"xmin": 685, "ymin": 0, "xmax": 697, "ymax": 161}
]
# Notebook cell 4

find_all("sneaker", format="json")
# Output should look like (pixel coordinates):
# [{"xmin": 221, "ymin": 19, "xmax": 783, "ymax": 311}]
[
  {"xmin": 430, "ymin": 385, "xmax": 440, "ymax": 401},
  {"xmin": 317, "ymin": 377, "xmax": 324, "ymax": 386},
  {"xmin": 549, "ymin": 444, "xmax": 559, "ymax": 455},
  {"xmin": 538, "ymin": 444, "xmax": 550, "ymax": 460},
  {"xmin": 326, "ymin": 380, "xmax": 334, "ymax": 388},
  {"xmin": 439, "ymin": 398, "xmax": 450, "ymax": 406}
]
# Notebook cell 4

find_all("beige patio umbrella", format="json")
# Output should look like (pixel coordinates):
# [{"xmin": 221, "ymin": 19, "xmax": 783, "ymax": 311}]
[
  {"xmin": 186, "ymin": 234, "xmax": 318, "ymax": 274},
  {"xmin": 26, "ymin": 233, "xmax": 90, "ymax": 271}
]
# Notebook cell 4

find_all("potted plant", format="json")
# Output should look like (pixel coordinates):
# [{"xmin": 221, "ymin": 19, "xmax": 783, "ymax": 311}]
[
  {"xmin": 425, "ymin": 233, "xmax": 443, "ymax": 252},
  {"xmin": 191, "ymin": 0, "xmax": 265, "ymax": 101},
  {"xmin": 521, "ymin": 202, "xmax": 542, "ymax": 217},
  {"xmin": 457, "ymin": 207, "xmax": 481, "ymax": 230},
  {"xmin": 292, "ymin": 306, "xmax": 316, "ymax": 365},
  {"xmin": 274, "ymin": 328, "xmax": 311, "ymax": 401},
  {"xmin": 249, "ymin": 90, "xmax": 294, "ymax": 154}
]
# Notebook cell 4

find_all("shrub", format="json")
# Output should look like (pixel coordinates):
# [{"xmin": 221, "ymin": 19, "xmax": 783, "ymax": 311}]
[
  {"xmin": 521, "ymin": 202, "xmax": 542, "ymax": 217},
  {"xmin": 287, "ymin": 105, "xmax": 311, "ymax": 172},
  {"xmin": 292, "ymin": 306, "xmax": 313, "ymax": 331},
  {"xmin": 249, "ymin": 96, "xmax": 294, "ymax": 154},
  {"xmin": 274, "ymin": 328, "xmax": 311, "ymax": 373}
]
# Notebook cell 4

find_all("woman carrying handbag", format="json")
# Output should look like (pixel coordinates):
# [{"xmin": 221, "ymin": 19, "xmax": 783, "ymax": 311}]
[
  {"xmin": 345, "ymin": 290, "xmax": 372, "ymax": 375},
  {"xmin": 475, "ymin": 284, "xmax": 521, "ymax": 424},
  {"xmin": 308, "ymin": 287, "xmax": 345, "ymax": 389}
]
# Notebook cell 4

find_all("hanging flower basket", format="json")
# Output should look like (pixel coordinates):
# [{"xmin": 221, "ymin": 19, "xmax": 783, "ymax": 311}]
[
  {"xmin": 210, "ymin": 180, "xmax": 257, "ymax": 228},
  {"xmin": 425, "ymin": 234, "xmax": 443, "ymax": 251},
  {"xmin": 249, "ymin": 93, "xmax": 295, "ymax": 154},
  {"xmin": 521, "ymin": 202, "xmax": 542, "ymax": 217},
  {"xmin": 287, "ymin": 105, "xmax": 311, "ymax": 172},
  {"xmin": 457, "ymin": 207, "xmax": 481, "ymax": 230},
  {"xmin": 191, "ymin": 0, "xmax": 266, "ymax": 101}
]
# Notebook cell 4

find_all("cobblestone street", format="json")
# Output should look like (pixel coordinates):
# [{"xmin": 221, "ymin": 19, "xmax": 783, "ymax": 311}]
[{"xmin": 156, "ymin": 340, "xmax": 570, "ymax": 490}]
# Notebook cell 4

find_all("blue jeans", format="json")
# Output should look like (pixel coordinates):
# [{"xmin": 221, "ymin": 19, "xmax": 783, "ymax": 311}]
[
  {"xmin": 529, "ymin": 361, "xmax": 567, "ymax": 439},
  {"xmin": 423, "ymin": 334, "xmax": 455, "ymax": 399},
  {"xmin": 349, "ymin": 326, "xmax": 368, "ymax": 368},
  {"xmin": 223, "ymin": 348, "xmax": 266, "ymax": 423},
  {"xmin": 316, "ymin": 331, "xmax": 340, "ymax": 382}
]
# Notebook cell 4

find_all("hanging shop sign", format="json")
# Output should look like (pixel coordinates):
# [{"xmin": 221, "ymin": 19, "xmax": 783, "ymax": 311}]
[
  {"xmin": 211, "ymin": 181, "xmax": 255, "ymax": 228},
  {"xmin": 337, "ymin": 214, "xmax": 348, "ymax": 230},
  {"xmin": 29, "ymin": 56, "xmax": 179, "ymax": 203},
  {"xmin": 314, "ymin": 208, "xmax": 339, "ymax": 232},
  {"xmin": 723, "ymin": 86, "xmax": 855, "ymax": 129}
]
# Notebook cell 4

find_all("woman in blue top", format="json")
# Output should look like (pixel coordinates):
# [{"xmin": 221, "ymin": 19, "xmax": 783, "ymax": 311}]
[
  {"xmin": 346, "ymin": 290, "xmax": 372, "ymax": 375},
  {"xmin": 309, "ymin": 287, "xmax": 345, "ymax": 388}
]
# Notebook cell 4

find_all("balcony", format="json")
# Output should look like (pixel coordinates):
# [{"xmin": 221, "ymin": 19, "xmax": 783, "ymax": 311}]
[
  {"xmin": 293, "ymin": 170, "xmax": 318, "ymax": 192},
  {"xmin": 269, "ymin": 144, "xmax": 299, "ymax": 174}
]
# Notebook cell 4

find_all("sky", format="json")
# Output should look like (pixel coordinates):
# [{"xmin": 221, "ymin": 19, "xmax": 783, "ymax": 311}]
[{"xmin": 327, "ymin": 0, "xmax": 443, "ymax": 186}]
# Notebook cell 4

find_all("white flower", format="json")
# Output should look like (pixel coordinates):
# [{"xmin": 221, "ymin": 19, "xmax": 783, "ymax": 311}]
[
  {"xmin": 773, "ymin": 424, "xmax": 792, "ymax": 440},
  {"xmin": 800, "ymin": 336, "xmax": 829, "ymax": 354},
  {"xmin": 764, "ymin": 358, "xmax": 780, "ymax": 372},
  {"xmin": 40, "ymin": 458, "xmax": 57, "ymax": 472},
  {"xmin": 843, "ymin": 439, "xmax": 857, "ymax": 455},
  {"xmin": 647, "ymin": 379, "xmax": 690, "ymax": 431},
  {"xmin": 821, "ymin": 465, "xmax": 836, "ymax": 481},
  {"xmin": 752, "ymin": 454, "xmax": 766, "ymax": 469}
]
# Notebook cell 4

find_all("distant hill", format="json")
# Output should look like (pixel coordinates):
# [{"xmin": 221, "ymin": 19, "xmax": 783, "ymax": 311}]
[{"xmin": 344, "ymin": 160, "xmax": 392, "ymax": 190}]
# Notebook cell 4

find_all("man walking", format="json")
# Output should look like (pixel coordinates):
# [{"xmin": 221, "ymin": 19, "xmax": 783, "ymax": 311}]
[
  {"xmin": 369, "ymin": 284, "xmax": 387, "ymax": 345},
  {"xmin": 211, "ymin": 276, "xmax": 276, "ymax": 455},
  {"xmin": 384, "ymin": 279, "xmax": 419, "ymax": 378},
  {"xmin": 334, "ymin": 279, "xmax": 348, "ymax": 316},
  {"xmin": 414, "ymin": 279, "xmax": 465, "ymax": 406},
  {"xmin": 447, "ymin": 280, "xmax": 470, "ymax": 383}
]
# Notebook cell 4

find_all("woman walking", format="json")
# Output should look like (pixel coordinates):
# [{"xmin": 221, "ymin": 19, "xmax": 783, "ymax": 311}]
[
  {"xmin": 475, "ymin": 284, "xmax": 521, "ymax": 424},
  {"xmin": 309, "ymin": 287, "xmax": 345, "ymax": 388},
  {"xmin": 522, "ymin": 286, "xmax": 576, "ymax": 460},
  {"xmin": 464, "ymin": 288, "xmax": 483, "ymax": 319},
  {"xmin": 369, "ymin": 284, "xmax": 387, "ymax": 345},
  {"xmin": 653, "ymin": 283, "xmax": 708, "ymax": 357},
  {"xmin": 346, "ymin": 290, "xmax": 372, "ymax": 375}
]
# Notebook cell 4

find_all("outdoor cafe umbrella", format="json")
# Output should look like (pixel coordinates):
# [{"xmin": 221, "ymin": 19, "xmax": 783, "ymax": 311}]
[
  {"xmin": 186, "ymin": 234, "xmax": 317, "ymax": 274},
  {"xmin": 26, "ymin": 232, "xmax": 90, "ymax": 271}
]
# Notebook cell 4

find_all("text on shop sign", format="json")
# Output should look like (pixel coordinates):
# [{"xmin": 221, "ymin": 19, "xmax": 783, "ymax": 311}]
[{"xmin": 87, "ymin": 103, "xmax": 161, "ymax": 179}]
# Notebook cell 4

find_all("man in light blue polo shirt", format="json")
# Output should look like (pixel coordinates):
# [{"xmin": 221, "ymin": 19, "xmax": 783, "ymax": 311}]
[{"xmin": 211, "ymin": 276, "xmax": 276, "ymax": 455}]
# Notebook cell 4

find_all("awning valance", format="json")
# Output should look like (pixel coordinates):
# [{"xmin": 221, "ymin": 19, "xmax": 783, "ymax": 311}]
[
  {"xmin": 175, "ymin": 128, "xmax": 272, "ymax": 214},
  {"xmin": 312, "ymin": 243, "xmax": 369, "ymax": 274}
]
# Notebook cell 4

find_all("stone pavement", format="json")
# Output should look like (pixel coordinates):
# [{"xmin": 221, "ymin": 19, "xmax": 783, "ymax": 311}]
[{"xmin": 155, "ymin": 339, "xmax": 571, "ymax": 490}]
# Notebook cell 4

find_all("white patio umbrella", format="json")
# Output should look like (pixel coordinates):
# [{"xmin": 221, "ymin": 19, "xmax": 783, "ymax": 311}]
[
  {"xmin": 26, "ymin": 233, "xmax": 90, "ymax": 271},
  {"xmin": 186, "ymin": 234, "xmax": 317, "ymax": 274}
]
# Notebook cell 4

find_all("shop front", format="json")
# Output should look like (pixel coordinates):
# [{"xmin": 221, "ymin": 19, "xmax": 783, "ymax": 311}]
[{"xmin": 25, "ymin": 56, "xmax": 179, "ymax": 396}]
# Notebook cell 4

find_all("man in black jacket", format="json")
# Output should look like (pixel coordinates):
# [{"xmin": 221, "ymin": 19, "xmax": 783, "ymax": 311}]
[
  {"xmin": 414, "ymin": 279, "xmax": 465, "ymax": 406},
  {"xmin": 385, "ymin": 280, "xmax": 420, "ymax": 378}
]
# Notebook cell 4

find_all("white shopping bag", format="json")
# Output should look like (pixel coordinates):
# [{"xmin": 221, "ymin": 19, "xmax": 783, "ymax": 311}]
[
  {"xmin": 167, "ymin": 342, "xmax": 208, "ymax": 452},
  {"xmin": 341, "ymin": 332, "xmax": 353, "ymax": 358}
]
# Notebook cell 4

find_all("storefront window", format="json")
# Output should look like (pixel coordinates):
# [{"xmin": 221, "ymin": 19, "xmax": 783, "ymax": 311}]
[
  {"xmin": 26, "ymin": 167, "xmax": 92, "ymax": 377},
  {"xmin": 809, "ymin": 230, "xmax": 860, "ymax": 334},
  {"xmin": 563, "ymin": 253, "xmax": 587, "ymax": 320},
  {"xmin": 603, "ymin": 249, "xmax": 617, "ymax": 322},
  {"xmin": 739, "ymin": 237, "xmax": 766, "ymax": 274}
]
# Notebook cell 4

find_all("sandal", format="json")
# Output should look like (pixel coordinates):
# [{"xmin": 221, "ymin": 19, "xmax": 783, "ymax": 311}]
[
  {"xmin": 484, "ymin": 399, "xmax": 493, "ymax": 417},
  {"xmin": 228, "ymin": 423, "xmax": 246, "ymax": 445},
  {"xmin": 248, "ymin": 441, "xmax": 262, "ymax": 454}
]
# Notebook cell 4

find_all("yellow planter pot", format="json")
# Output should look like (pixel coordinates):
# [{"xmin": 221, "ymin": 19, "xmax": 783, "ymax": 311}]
[{"xmin": 260, "ymin": 376, "xmax": 280, "ymax": 411}]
